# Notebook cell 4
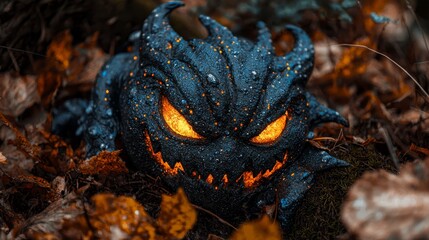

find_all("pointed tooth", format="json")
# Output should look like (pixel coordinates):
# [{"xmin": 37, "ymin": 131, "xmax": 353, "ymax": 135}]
[
  {"xmin": 222, "ymin": 174, "xmax": 229, "ymax": 186},
  {"xmin": 205, "ymin": 174, "xmax": 214, "ymax": 185}
]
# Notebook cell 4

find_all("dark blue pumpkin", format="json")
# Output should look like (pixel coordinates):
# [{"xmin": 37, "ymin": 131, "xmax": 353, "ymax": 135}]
[{"xmin": 84, "ymin": 1, "xmax": 348, "ymax": 229}]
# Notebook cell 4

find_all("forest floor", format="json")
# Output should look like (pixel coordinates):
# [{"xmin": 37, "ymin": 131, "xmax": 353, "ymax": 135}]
[{"xmin": 1, "ymin": 0, "xmax": 429, "ymax": 239}]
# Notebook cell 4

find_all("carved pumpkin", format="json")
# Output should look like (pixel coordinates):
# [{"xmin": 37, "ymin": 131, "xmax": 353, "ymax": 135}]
[{"xmin": 84, "ymin": 2, "xmax": 348, "ymax": 227}]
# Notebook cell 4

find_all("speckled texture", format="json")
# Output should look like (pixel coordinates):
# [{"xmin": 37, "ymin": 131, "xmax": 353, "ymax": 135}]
[{"xmin": 84, "ymin": 1, "xmax": 348, "ymax": 229}]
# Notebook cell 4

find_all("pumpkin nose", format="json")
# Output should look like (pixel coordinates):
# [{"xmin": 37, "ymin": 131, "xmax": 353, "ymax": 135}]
[
  {"xmin": 216, "ymin": 136, "xmax": 237, "ymax": 157},
  {"xmin": 207, "ymin": 136, "xmax": 249, "ymax": 183}
]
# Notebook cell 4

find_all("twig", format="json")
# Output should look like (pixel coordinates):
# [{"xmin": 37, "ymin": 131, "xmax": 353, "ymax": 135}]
[
  {"xmin": 191, "ymin": 204, "xmax": 237, "ymax": 230},
  {"xmin": 334, "ymin": 43, "xmax": 429, "ymax": 101},
  {"xmin": 7, "ymin": 48, "xmax": 20, "ymax": 72},
  {"xmin": 379, "ymin": 127, "xmax": 400, "ymax": 170},
  {"xmin": 0, "ymin": 45, "xmax": 47, "ymax": 58},
  {"xmin": 404, "ymin": 0, "xmax": 429, "ymax": 59}
]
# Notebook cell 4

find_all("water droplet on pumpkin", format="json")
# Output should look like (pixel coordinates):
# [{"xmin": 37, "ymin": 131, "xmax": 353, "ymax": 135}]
[
  {"xmin": 85, "ymin": 105, "xmax": 93, "ymax": 114},
  {"xmin": 88, "ymin": 127, "xmax": 98, "ymax": 136},
  {"xmin": 321, "ymin": 154, "xmax": 330, "ymax": 163},
  {"xmin": 207, "ymin": 73, "xmax": 218, "ymax": 84}
]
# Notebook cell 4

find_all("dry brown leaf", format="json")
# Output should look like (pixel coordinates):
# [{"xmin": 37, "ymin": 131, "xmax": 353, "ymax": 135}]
[
  {"xmin": 342, "ymin": 158, "xmax": 429, "ymax": 239},
  {"xmin": 352, "ymin": 91, "xmax": 391, "ymax": 121},
  {"xmin": 37, "ymin": 31, "xmax": 73, "ymax": 108},
  {"xmin": 0, "ymin": 112, "xmax": 41, "ymax": 162},
  {"xmin": 59, "ymin": 32, "xmax": 110, "ymax": 98},
  {"xmin": 79, "ymin": 150, "xmax": 128, "ymax": 175},
  {"xmin": 312, "ymin": 37, "xmax": 342, "ymax": 80},
  {"xmin": 230, "ymin": 215, "xmax": 282, "ymax": 240},
  {"xmin": 13, "ymin": 191, "xmax": 84, "ymax": 239},
  {"xmin": 410, "ymin": 144, "xmax": 429, "ymax": 157},
  {"xmin": 157, "ymin": 188, "xmax": 197, "ymax": 239},
  {"xmin": 0, "ymin": 151, "xmax": 6, "ymax": 164},
  {"xmin": 0, "ymin": 73, "xmax": 40, "ymax": 117},
  {"xmin": 395, "ymin": 109, "xmax": 429, "ymax": 134},
  {"xmin": 9, "ymin": 174, "xmax": 51, "ymax": 189}
]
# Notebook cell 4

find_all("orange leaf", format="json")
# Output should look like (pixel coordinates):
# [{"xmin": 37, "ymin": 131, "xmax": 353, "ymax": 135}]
[
  {"xmin": 89, "ymin": 194, "xmax": 156, "ymax": 240},
  {"xmin": 230, "ymin": 215, "xmax": 282, "ymax": 240},
  {"xmin": 79, "ymin": 150, "xmax": 128, "ymax": 175},
  {"xmin": 156, "ymin": 188, "xmax": 197, "ymax": 239}
]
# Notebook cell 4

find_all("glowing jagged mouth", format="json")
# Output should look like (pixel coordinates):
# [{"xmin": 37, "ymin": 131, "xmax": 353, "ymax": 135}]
[
  {"xmin": 237, "ymin": 153, "xmax": 288, "ymax": 188},
  {"xmin": 144, "ymin": 132, "xmax": 288, "ymax": 188},
  {"xmin": 144, "ymin": 131, "xmax": 185, "ymax": 175}
]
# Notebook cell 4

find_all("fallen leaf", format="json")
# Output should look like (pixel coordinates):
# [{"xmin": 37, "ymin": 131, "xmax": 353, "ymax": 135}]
[
  {"xmin": 0, "ymin": 152, "xmax": 6, "ymax": 164},
  {"xmin": 79, "ymin": 150, "xmax": 128, "ymax": 175},
  {"xmin": 410, "ymin": 144, "xmax": 429, "ymax": 157},
  {"xmin": 88, "ymin": 193, "xmax": 156, "ymax": 240},
  {"xmin": 157, "ymin": 188, "xmax": 197, "ymax": 239},
  {"xmin": 46, "ymin": 30, "xmax": 73, "ymax": 70},
  {"xmin": 0, "ymin": 112, "xmax": 41, "ymax": 162},
  {"xmin": 37, "ymin": 31, "xmax": 72, "ymax": 108},
  {"xmin": 0, "ymin": 73, "xmax": 40, "ymax": 117},
  {"xmin": 230, "ymin": 215, "xmax": 282, "ymax": 240},
  {"xmin": 342, "ymin": 158, "xmax": 429, "ymax": 239},
  {"xmin": 59, "ymin": 32, "xmax": 110, "ymax": 99},
  {"xmin": 12, "ymin": 191, "xmax": 84, "ymax": 239}
]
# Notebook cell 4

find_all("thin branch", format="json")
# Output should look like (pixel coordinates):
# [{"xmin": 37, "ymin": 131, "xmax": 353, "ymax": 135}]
[
  {"xmin": 0, "ymin": 45, "xmax": 47, "ymax": 58},
  {"xmin": 404, "ymin": 0, "xmax": 429, "ymax": 59},
  {"xmin": 191, "ymin": 204, "xmax": 237, "ymax": 230},
  {"xmin": 379, "ymin": 127, "xmax": 400, "ymax": 171}
]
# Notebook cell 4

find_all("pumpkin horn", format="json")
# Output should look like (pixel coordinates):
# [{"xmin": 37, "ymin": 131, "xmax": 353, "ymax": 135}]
[
  {"xmin": 143, "ymin": 1, "xmax": 183, "ymax": 34},
  {"xmin": 198, "ymin": 15, "xmax": 239, "ymax": 44},
  {"xmin": 255, "ymin": 21, "xmax": 273, "ymax": 51},
  {"xmin": 275, "ymin": 25, "xmax": 315, "ymax": 85},
  {"xmin": 140, "ymin": 1, "xmax": 184, "ymax": 64}
]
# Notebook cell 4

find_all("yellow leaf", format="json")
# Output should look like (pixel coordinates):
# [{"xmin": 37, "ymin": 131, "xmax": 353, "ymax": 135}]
[
  {"xmin": 90, "ymin": 193, "xmax": 156, "ymax": 240},
  {"xmin": 157, "ymin": 188, "xmax": 197, "ymax": 239},
  {"xmin": 230, "ymin": 215, "xmax": 282, "ymax": 240}
]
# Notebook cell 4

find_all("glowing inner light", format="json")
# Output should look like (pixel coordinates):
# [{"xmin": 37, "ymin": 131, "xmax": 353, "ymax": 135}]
[
  {"xmin": 238, "ymin": 152, "xmax": 288, "ymax": 188},
  {"xmin": 161, "ymin": 96, "xmax": 203, "ymax": 139},
  {"xmin": 206, "ymin": 174, "xmax": 214, "ymax": 184},
  {"xmin": 250, "ymin": 111, "xmax": 289, "ymax": 144},
  {"xmin": 144, "ymin": 131, "xmax": 184, "ymax": 175}
]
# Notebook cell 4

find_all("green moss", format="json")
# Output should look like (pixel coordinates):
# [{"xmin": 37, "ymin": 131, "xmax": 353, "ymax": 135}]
[{"xmin": 286, "ymin": 144, "xmax": 397, "ymax": 239}]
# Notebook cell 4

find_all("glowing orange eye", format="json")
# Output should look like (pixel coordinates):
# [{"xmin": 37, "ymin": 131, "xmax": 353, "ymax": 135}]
[
  {"xmin": 161, "ymin": 96, "xmax": 204, "ymax": 139},
  {"xmin": 250, "ymin": 112, "xmax": 288, "ymax": 144}
]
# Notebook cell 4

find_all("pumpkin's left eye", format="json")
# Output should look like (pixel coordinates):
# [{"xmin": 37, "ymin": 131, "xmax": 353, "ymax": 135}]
[
  {"xmin": 161, "ymin": 96, "xmax": 204, "ymax": 140},
  {"xmin": 250, "ymin": 112, "xmax": 288, "ymax": 144}
]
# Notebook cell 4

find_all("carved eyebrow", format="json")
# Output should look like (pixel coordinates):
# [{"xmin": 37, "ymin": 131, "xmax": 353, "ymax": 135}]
[
  {"xmin": 239, "ymin": 72, "xmax": 297, "ymax": 139},
  {"xmin": 144, "ymin": 63, "xmax": 224, "ymax": 137}
]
